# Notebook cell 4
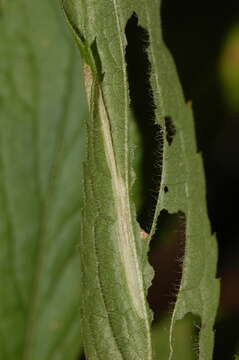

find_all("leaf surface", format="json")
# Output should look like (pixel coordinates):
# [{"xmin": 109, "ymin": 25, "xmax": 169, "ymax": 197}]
[
  {"xmin": 62, "ymin": 1, "xmax": 219, "ymax": 359},
  {"xmin": 0, "ymin": 0, "xmax": 87, "ymax": 358}
]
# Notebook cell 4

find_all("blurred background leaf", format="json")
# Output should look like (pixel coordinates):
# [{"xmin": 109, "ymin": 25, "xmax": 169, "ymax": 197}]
[
  {"xmin": 0, "ymin": 0, "xmax": 87, "ymax": 358},
  {"xmin": 219, "ymin": 24, "xmax": 239, "ymax": 113}
]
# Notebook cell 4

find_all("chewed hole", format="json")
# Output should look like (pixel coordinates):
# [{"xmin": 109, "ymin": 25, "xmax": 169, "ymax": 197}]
[
  {"xmin": 152, "ymin": 313, "xmax": 201, "ymax": 359},
  {"xmin": 165, "ymin": 116, "xmax": 176, "ymax": 145},
  {"xmin": 147, "ymin": 210, "xmax": 186, "ymax": 322},
  {"xmin": 164, "ymin": 185, "xmax": 169, "ymax": 193},
  {"xmin": 170, "ymin": 313, "xmax": 201, "ymax": 360},
  {"xmin": 125, "ymin": 12, "xmax": 163, "ymax": 232}
]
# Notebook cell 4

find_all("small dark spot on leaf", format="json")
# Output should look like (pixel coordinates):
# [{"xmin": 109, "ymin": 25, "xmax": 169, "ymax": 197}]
[
  {"xmin": 164, "ymin": 185, "xmax": 168, "ymax": 193},
  {"xmin": 165, "ymin": 116, "xmax": 176, "ymax": 145}
]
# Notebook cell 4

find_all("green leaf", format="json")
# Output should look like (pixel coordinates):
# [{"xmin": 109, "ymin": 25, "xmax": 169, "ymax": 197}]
[
  {"xmin": 0, "ymin": 0, "xmax": 87, "ymax": 358},
  {"xmin": 62, "ymin": 0, "xmax": 219, "ymax": 359},
  {"xmin": 149, "ymin": 21, "xmax": 219, "ymax": 360}
]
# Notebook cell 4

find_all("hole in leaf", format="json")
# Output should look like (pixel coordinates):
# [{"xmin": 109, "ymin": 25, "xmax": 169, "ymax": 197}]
[
  {"xmin": 152, "ymin": 313, "xmax": 201, "ymax": 360},
  {"xmin": 147, "ymin": 210, "xmax": 186, "ymax": 322},
  {"xmin": 165, "ymin": 116, "xmax": 176, "ymax": 145},
  {"xmin": 125, "ymin": 12, "xmax": 163, "ymax": 232},
  {"xmin": 164, "ymin": 185, "xmax": 169, "ymax": 193},
  {"xmin": 171, "ymin": 313, "xmax": 201, "ymax": 360}
]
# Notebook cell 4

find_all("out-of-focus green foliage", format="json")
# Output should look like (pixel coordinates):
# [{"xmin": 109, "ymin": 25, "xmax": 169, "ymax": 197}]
[
  {"xmin": 219, "ymin": 24, "xmax": 239, "ymax": 113},
  {"xmin": 0, "ymin": 0, "xmax": 87, "ymax": 358}
]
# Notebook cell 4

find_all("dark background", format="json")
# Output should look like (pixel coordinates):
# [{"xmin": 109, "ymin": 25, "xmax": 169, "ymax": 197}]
[{"xmin": 158, "ymin": 3, "xmax": 239, "ymax": 359}]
